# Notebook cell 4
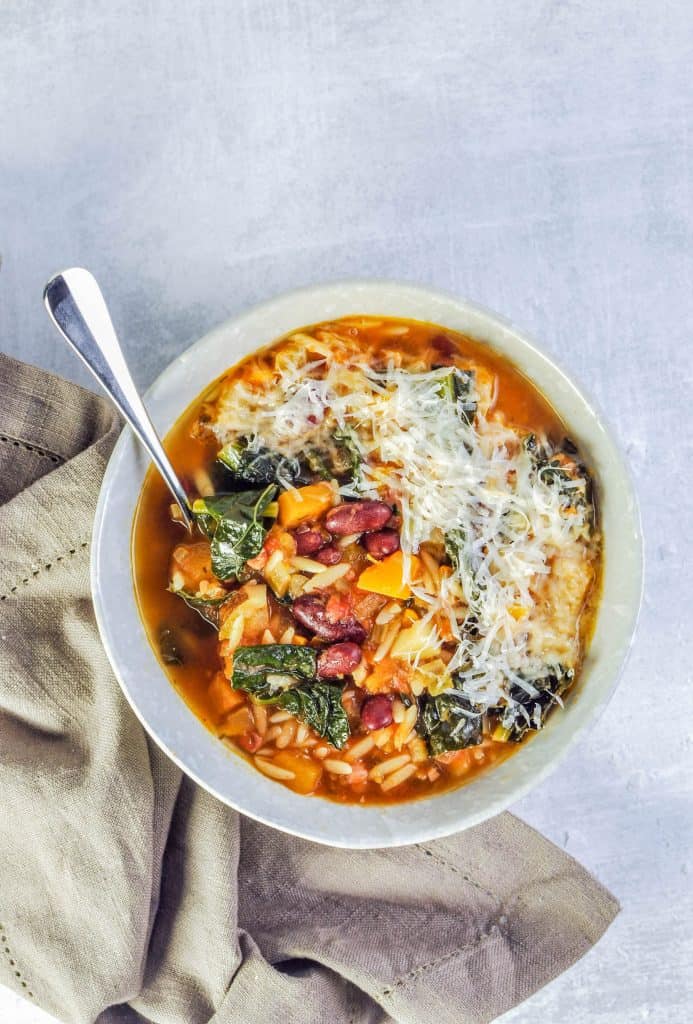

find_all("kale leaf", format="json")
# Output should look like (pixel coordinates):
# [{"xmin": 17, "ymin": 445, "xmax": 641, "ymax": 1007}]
[
  {"xmin": 332, "ymin": 429, "xmax": 362, "ymax": 484},
  {"xmin": 218, "ymin": 433, "xmax": 362, "ymax": 489},
  {"xmin": 232, "ymin": 644, "xmax": 318, "ymax": 700},
  {"xmin": 304, "ymin": 448, "xmax": 333, "ymax": 480},
  {"xmin": 444, "ymin": 527, "xmax": 465, "ymax": 573},
  {"xmin": 444, "ymin": 527, "xmax": 484, "ymax": 611},
  {"xmin": 437, "ymin": 367, "xmax": 477, "ymax": 423},
  {"xmin": 495, "ymin": 666, "xmax": 574, "ymax": 742},
  {"xmin": 523, "ymin": 434, "xmax": 591, "ymax": 516},
  {"xmin": 417, "ymin": 684, "xmax": 483, "ymax": 755},
  {"xmin": 231, "ymin": 644, "xmax": 350, "ymax": 747},
  {"xmin": 192, "ymin": 485, "xmax": 277, "ymax": 581},
  {"xmin": 279, "ymin": 682, "xmax": 350, "ymax": 749},
  {"xmin": 218, "ymin": 441, "xmax": 303, "ymax": 486}
]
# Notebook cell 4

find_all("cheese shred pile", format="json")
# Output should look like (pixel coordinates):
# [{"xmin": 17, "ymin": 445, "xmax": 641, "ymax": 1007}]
[{"xmin": 211, "ymin": 331, "xmax": 596, "ymax": 712}]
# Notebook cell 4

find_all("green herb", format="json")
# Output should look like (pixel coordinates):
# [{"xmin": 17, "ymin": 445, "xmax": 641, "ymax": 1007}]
[
  {"xmin": 304, "ymin": 448, "xmax": 332, "ymax": 480},
  {"xmin": 159, "ymin": 626, "xmax": 183, "ymax": 665},
  {"xmin": 444, "ymin": 527, "xmax": 464, "ymax": 572},
  {"xmin": 332, "ymin": 429, "xmax": 363, "ymax": 484},
  {"xmin": 436, "ymin": 367, "xmax": 476, "ymax": 423},
  {"xmin": 279, "ymin": 682, "xmax": 350, "ymax": 748},
  {"xmin": 231, "ymin": 644, "xmax": 350, "ymax": 747},
  {"xmin": 496, "ymin": 667, "xmax": 574, "ymax": 742},
  {"xmin": 218, "ymin": 441, "xmax": 301, "ymax": 486},
  {"xmin": 445, "ymin": 527, "xmax": 484, "ymax": 611},
  {"xmin": 218, "ymin": 433, "xmax": 362, "ymax": 488},
  {"xmin": 192, "ymin": 492, "xmax": 243, "ymax": 539},
  {"xmin": 523, "ymin": 434, "xmax": 590, "ymax": 509},
  {"xmin": 417, "ymin": 684, "xmax": 483, "ymax": 755},
  {"xmin": 192, "ymin": 485, "xmax": 276, "ymax": 581},
  {"xmin": 232, "ymin": 644, "xmax": 318, "ymax": 701}
]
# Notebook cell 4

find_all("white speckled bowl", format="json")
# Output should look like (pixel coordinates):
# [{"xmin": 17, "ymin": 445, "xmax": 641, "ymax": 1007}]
[{"xmin": 92, "ymin": 281, "xmax": 643, "ymax": 848}]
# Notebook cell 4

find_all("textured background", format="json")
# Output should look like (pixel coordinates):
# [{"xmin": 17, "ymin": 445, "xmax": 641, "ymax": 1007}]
[{"xmin": 1, "ymin": 1, "xmax": 692, "ymax": 1021}]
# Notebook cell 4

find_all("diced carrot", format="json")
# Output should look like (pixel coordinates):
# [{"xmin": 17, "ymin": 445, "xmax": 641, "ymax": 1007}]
[
  {"xmin": 272, "ymin": 750, "xmax": 323, "ymax": 794},
  {"xmin": 357, "ymin": 550, "xmax": 422, "ymax": 600},
  {"xmin": 277, "ymin": 482, "xmax": 335, "ymax": 528}
]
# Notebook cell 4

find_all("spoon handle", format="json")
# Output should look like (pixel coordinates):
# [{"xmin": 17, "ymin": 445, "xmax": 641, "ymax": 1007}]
[{"xmin": 43, "ymin": 267, "xmax": 193, "ymax": 529}]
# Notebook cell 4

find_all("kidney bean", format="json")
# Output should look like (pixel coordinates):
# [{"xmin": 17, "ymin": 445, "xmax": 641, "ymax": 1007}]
[
  {"xmin": 293, "ymin": 527, "xmax": 327, "ymax": 556},
  {"xmin": 363, "ymin": 529, "xmax": 400, "ymax": 559},
  {"xmin": 314, "ymin": 544, "xmax": 342, "ymax": 565},
  {"xmin": 292, "ymin": 594, "xmax": 367, "ymax": 643},
  {"xmin": 317, "ymin": 642, "xmax": 363, "ymax": 679},
  {"xmin": 325, "ymin": 500, "xmax": 392, "ymax": 536},
  {"xmin": 360, "ymin": 695, "xmax": 394, "ymax": 731}
]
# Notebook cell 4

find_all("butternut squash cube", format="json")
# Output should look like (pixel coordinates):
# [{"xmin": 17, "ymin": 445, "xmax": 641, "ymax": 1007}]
[
  {"xmin": 277, "ymin": 482, "xmax": 335, "ymax": 528},
  {"xmin": 357, "ymin": 550, "xmax": 421, "ymax": 600},
  {"xmin": 272, "ymin": 750, "xmax": 323, "ymax": 794}
]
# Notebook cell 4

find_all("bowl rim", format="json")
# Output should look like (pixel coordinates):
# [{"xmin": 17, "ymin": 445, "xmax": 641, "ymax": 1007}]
[{"xmin": 91, "ymin": 279, "xmax": 644, "ymax": 848}]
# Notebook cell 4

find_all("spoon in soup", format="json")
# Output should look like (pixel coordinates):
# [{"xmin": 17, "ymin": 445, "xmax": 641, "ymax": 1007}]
[{"xmin": 43, "ymin": 267, "xmax": 193, "ymax": 529}]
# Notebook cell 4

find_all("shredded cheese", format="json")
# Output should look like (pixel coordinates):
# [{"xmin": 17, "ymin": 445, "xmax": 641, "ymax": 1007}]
[{"xmin": 210, "ymin": 333, "xmax": 596, "ymax": 711}]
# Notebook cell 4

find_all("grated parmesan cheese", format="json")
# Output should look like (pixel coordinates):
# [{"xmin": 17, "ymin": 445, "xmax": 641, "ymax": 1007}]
[{"xmin": 210, "ymin": 335, "xmax": 596, "ymax": 712}]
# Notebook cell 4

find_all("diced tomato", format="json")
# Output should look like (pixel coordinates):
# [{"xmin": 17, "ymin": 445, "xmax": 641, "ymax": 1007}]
[
  {"xmin": 351, "ymin": 589, "xmax": 388, "ymax": 628},
  {"xmin": 263, "ymin": 525, "xmax": 284, "ymax": 555},
  {"xmin": 347, "ymin": 762, "xmax": 369, "ymax": 788},
  {"xmin": 325, "ymin": 591, "xmax": 352, "ymax": 623},
  {"xmin": 237, "ymin": 731, "xmax": 263, "ymax": 753},
  {"xmin": 261, "ymin": 524, "xmax": 297, "ymax": 559}
]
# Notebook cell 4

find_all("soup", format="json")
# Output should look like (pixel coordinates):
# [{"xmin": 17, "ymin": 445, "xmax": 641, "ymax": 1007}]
[{"xmin": 132, "ymin": 317, "xmax": 601, "ymax": 803}]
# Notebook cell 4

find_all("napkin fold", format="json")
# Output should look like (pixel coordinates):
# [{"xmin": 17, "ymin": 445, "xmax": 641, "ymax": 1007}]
[{"xmin": 0, "ymin": 352, "xmax": 618, "ymax": 1024}]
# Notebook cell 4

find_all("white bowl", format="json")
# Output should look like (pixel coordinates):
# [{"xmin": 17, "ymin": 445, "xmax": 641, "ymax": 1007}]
[{"xmin": 92, "ymin": 281, "xmax": 643, "ymax": 848}]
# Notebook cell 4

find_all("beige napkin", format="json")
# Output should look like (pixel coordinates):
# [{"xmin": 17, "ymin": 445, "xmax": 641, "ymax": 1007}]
[{"xmin": 0, "ymin": 352, "xmax": 618, "ymax": 1024}]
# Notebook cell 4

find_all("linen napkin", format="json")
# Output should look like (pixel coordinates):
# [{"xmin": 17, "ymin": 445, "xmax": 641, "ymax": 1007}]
[{"xmin": 0, "ymin": 351, "xmax": 618, "ymax": 1024}]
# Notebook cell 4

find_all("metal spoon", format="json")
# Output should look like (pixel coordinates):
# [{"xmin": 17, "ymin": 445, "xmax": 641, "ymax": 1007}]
[{"xmin": 43, "ymin": 267, "xmax": 193, "ymax": 529}]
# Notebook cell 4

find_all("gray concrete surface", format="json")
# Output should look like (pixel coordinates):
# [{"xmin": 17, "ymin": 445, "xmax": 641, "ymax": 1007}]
[{"xmin": 1, "ymin": 1, "xmax": 692, "ymax": 1021}]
